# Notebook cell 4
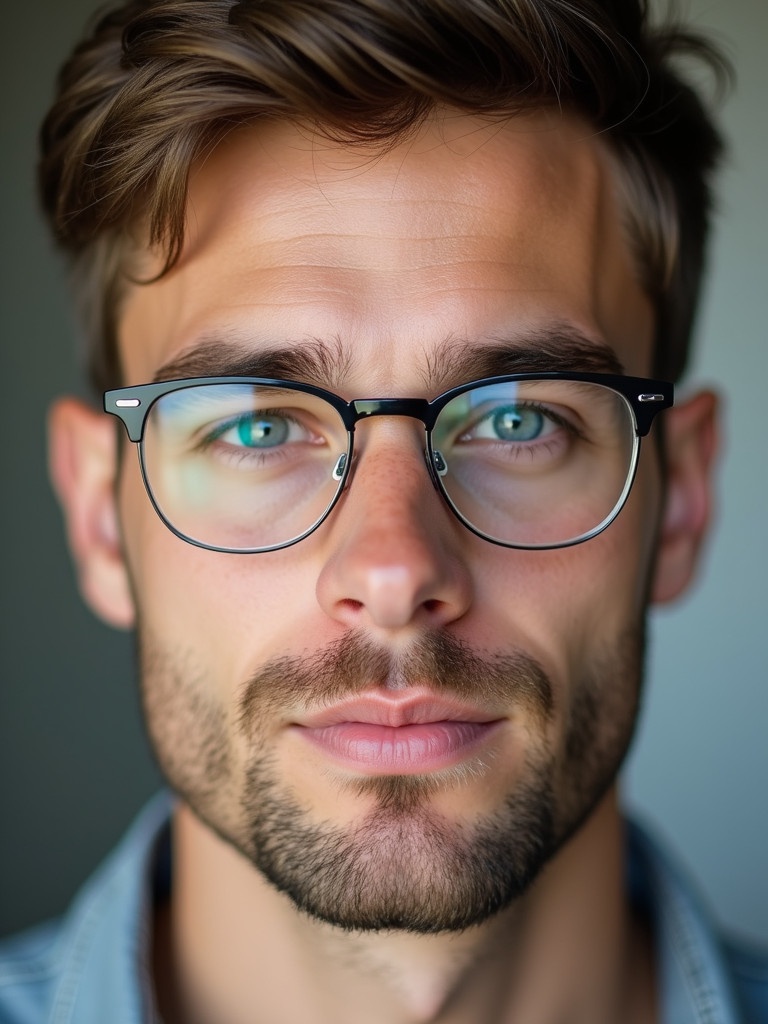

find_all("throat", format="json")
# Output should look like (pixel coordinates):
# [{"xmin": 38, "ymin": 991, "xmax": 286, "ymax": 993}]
[{"xmin": 309, "ymin": 915, "xmax": 527, "ymax": 1024}]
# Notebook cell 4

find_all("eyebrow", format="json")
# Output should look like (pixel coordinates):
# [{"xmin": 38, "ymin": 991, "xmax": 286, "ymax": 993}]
[
  {"xmin": 153, "ymin": 325, "xmax": 625, "ymax": 393},
  {"xmin": 153, "ymin": 336, "xmax": 353, "ymax": 389}
]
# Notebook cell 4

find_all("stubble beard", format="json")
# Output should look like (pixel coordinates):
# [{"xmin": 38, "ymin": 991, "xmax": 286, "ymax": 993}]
[{"xmin": 140, "ymin": 626, "xmax": 645, "ymax": 934}]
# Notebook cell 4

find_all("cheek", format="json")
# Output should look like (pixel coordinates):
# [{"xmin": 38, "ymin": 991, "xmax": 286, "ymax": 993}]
[
  {"xmin": 467, "ymin": 451, "xmax": 660, "ymax": 688},
  {"xmin": 118, "ymin": 460, "xmax": 252, "ymax": 694},
  {"xmin": 118, "ymin": 459, "xmax": 333, "ymax": 699}
]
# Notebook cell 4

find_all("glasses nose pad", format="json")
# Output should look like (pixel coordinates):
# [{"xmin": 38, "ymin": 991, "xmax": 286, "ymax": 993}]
[
  {"xmin": 432, "ymin": 450, "xmax": 448, "ymax": 477},
  {"xmin": 332, "ymin": 453, "xmax": 347, "ymax": 481},
  {"xmin": 424, "ymin": 447, "xmax": 448, "ymax": 490},
  {"xmin": 332, "ymin": 450, "xmax": 360, "ymax": 493}
]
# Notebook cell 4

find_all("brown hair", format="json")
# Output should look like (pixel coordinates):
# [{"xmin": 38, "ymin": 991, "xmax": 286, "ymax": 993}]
[{"xmin": 39, "ymin": 0, "xmax": 728, "ymax": 392}]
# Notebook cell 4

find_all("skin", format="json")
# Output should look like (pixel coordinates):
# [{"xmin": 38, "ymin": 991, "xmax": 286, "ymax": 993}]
[{"xmin": 50, "ymin": 109, "xmax": 718, "ymax": 1024}]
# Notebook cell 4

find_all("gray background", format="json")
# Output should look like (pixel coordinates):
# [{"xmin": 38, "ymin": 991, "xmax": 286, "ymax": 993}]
[{"xmin": 1, "ymin": 1, "xmax": 766, "ymax": 942}]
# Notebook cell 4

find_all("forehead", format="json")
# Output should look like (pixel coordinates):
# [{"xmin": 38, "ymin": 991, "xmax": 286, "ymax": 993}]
[{"xmin": 119, "ymin": 109, "xmax": 653, "ymax": 390}]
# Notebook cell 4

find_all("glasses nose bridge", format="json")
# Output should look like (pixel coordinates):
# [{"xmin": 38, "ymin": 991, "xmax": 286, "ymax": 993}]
[
  {"xmin": 351, "ymin": 397, "xmax": 434, "ymax": 430},
  {"xmin": 346, "ymin": 397, "xmax": 441, "ymax": 488}
]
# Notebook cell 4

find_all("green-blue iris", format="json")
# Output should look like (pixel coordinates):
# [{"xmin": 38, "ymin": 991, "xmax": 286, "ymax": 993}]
[
  {"xmin": 492, "ymin": 406, "xmax": 544, "ymax": 441},
  {"xmin": 236, "ymin": 415, "xmax": 289, "ymax": 447}
]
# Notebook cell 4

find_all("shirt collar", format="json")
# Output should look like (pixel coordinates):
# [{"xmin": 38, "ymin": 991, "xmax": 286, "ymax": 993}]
[
  {"xmin": 627, "ymin": 818, "xmax": 745, "ymax": 1024},
  {"xmin": 46, "ymin": 793, "xmax": 172, "ymax": 1024}
]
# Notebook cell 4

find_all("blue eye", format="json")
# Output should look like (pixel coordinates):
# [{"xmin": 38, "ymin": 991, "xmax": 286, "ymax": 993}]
[
  {"xmin": 233, "ymin": 414, "xmax": 289, "ymax": 448},
  {"xmin": 490, "ymin": 406, "xmax": 545, "ymax": 442},
  {"xmin": 465, "ymin": 404, "xmax": 554, "ymax": 444}
]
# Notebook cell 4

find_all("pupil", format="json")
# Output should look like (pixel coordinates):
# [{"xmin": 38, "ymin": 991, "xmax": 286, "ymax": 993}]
[
  {"xmin": 493, "ymin": 406, "xmax": 542, "ymax": 441},
  {"xmin": 237, "ymin": 416, "xmax": 287, "ymax": 447}
]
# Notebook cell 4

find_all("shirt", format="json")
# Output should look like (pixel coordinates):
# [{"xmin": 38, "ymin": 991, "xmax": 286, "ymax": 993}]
[{"xmin": 1, "ymin": 794, "xmax": 766, "ymax": 1023}]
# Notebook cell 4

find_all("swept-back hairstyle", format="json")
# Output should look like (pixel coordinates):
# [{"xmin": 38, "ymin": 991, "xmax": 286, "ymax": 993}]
[{"xmin": 39, "ymin": 0, "xmax": 727, "ymax": 392}]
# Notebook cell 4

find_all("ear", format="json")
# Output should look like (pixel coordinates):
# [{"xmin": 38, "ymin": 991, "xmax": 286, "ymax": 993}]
[
  {"xmin": 48, "ymin": 398, "xmax": 135, "ymax": 629},
  {"xmin": 651, "ymin": 389, "xmax": 719, "ymax": 605}
]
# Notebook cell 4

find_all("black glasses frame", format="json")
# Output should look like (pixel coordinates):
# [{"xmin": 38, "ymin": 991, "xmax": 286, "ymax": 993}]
[{"xmin": 105, "ymin": 372, "xmax": 673, "ymax": 552}]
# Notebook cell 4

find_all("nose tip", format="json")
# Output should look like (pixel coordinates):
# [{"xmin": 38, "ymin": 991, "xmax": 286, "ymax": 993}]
[{"xmin": 334, "ymin": 565, "xmax": 452, "ymax": 631}]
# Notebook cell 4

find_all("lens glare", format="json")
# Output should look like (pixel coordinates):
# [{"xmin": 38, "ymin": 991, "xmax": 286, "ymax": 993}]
[
  {"xmin": 141, "ymin": 383, "xmax": 350, "ymax": 551},
  {"xmin": 432, "ymin": 380, "xmax": 637, "ymax": 547}
]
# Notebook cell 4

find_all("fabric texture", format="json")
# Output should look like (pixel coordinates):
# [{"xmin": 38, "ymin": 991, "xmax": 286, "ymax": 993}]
[{"xmin": 1, "ymin": 795, "xmax": 766, "ymax": 1023}]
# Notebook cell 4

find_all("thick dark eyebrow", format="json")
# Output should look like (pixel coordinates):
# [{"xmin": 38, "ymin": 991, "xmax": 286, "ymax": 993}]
[
  {"xmin": 153, "ymin": 336, "xmax": 352, "ymax": 388},
  {"xmin": 153, "ymin": 326, "xmax": 625, "ymax": 392},
  {"xmin": 423, "ymin": 329, "xmax": 625, "ymax": 388}
]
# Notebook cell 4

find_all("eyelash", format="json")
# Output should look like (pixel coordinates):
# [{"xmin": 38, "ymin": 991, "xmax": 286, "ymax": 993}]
[
  {"xmin": 457, "ymin": 401, "xmax": 580, "ymax": 440},
  {"xmin": 198, "ymin": 408, "xmax": 302, "ymax": 444}
]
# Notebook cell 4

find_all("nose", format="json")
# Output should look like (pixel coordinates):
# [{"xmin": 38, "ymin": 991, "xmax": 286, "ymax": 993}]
[{"xmin": 315, "ymin": 422, "xmax": 473, "ymax": 633}]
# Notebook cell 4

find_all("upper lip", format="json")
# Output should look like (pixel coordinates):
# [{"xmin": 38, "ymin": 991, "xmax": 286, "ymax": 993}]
[{"xmin": 295, "ymin": 692, "xmax": 502, "ymax": 729}]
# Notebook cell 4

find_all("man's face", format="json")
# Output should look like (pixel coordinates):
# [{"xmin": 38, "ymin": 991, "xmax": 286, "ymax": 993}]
[{"xmin": 110, "ymin": 111, "xmax": 663, "ymax": 931}]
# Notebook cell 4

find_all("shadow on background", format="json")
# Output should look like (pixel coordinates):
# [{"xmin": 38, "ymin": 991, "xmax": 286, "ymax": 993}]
[{"xmin": 0, "ymin": 0, "xmax": 161, "ymax": 937}]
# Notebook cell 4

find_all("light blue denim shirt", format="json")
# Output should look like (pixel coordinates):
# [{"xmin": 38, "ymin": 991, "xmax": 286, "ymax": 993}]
[{"xmin": 1, "ymin": 794, "xmax": 766, "ymax": 1023}]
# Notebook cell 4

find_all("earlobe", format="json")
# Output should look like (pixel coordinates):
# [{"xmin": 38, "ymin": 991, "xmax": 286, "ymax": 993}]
[
  {"xmin": 48, "ymin": 398, "xmax": 135, "ymax": 629},
  {"xmin": 651, "ymin": 390, "xmax": 719, "ymax": 605}
]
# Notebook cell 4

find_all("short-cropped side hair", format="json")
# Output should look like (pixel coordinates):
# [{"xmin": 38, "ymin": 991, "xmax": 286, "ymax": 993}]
[{"xmin": 39, "ymin": 0, "xmax": 728, "ymax": 393}]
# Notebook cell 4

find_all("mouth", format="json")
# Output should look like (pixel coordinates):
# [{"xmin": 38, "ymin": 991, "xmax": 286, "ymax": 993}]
[{"xmin": 291, "ymin": 692, "xmax": 505, "ymax": 774}]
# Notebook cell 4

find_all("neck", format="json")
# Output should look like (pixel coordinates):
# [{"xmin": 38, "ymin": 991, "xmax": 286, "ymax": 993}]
[{"xmin": 153, "ymin": 789, "xmax": 655, "ymax": 1024}]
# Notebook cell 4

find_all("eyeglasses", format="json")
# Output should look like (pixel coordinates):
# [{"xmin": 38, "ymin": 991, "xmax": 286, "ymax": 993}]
[{"xmin": 105, "ymin": 372, "xmax": 673, "ymax": 553}]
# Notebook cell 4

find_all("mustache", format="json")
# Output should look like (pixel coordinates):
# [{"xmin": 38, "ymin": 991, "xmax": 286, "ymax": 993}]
[{"xmin": 237, "ymin": 631, "xmax": 554, "ymax": 735}]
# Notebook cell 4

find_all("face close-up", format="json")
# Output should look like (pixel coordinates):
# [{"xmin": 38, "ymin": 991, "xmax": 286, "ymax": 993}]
[
  {"xmin": 55, "ymin": 108, "xmax": 704, "ymax": 935},
  {"xmin": 12, "ymin": 1, "xmax": 768, "ymax": 1021}
]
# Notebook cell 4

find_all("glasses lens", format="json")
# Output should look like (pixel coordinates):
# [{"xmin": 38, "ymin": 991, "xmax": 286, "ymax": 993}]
[
  {"xmin": 432, "ymin": 379, "xmax": 638, "ymax": 547},
  {"xmin": 141, "ymin": 383, "xmax": 350, "ymax": 551}
]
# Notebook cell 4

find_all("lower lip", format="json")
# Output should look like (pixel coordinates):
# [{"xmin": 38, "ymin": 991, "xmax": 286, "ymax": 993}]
[{"xmin": 296, "ymin": 721, "xmax": 502, "ymax": 773}]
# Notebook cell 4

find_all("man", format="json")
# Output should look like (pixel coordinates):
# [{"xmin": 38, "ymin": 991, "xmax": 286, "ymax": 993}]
[{"xmin": 1, "ymin": 0, "xmax": 765, "ymax": 1021}]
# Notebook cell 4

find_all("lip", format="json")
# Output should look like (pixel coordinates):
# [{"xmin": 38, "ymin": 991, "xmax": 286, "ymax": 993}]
[
  {"xmin": 296, "ymin": 693, "xmax": 501, "ymax": 729},
  {"xmin": 292, "ymin": 692, "xmax": 504, "ymax": 774}
]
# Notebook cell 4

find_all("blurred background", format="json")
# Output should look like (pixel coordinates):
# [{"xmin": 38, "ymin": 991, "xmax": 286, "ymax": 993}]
[{"xmin": 1, "ymin": 0, "xmax": 766, "ymax": 942}]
